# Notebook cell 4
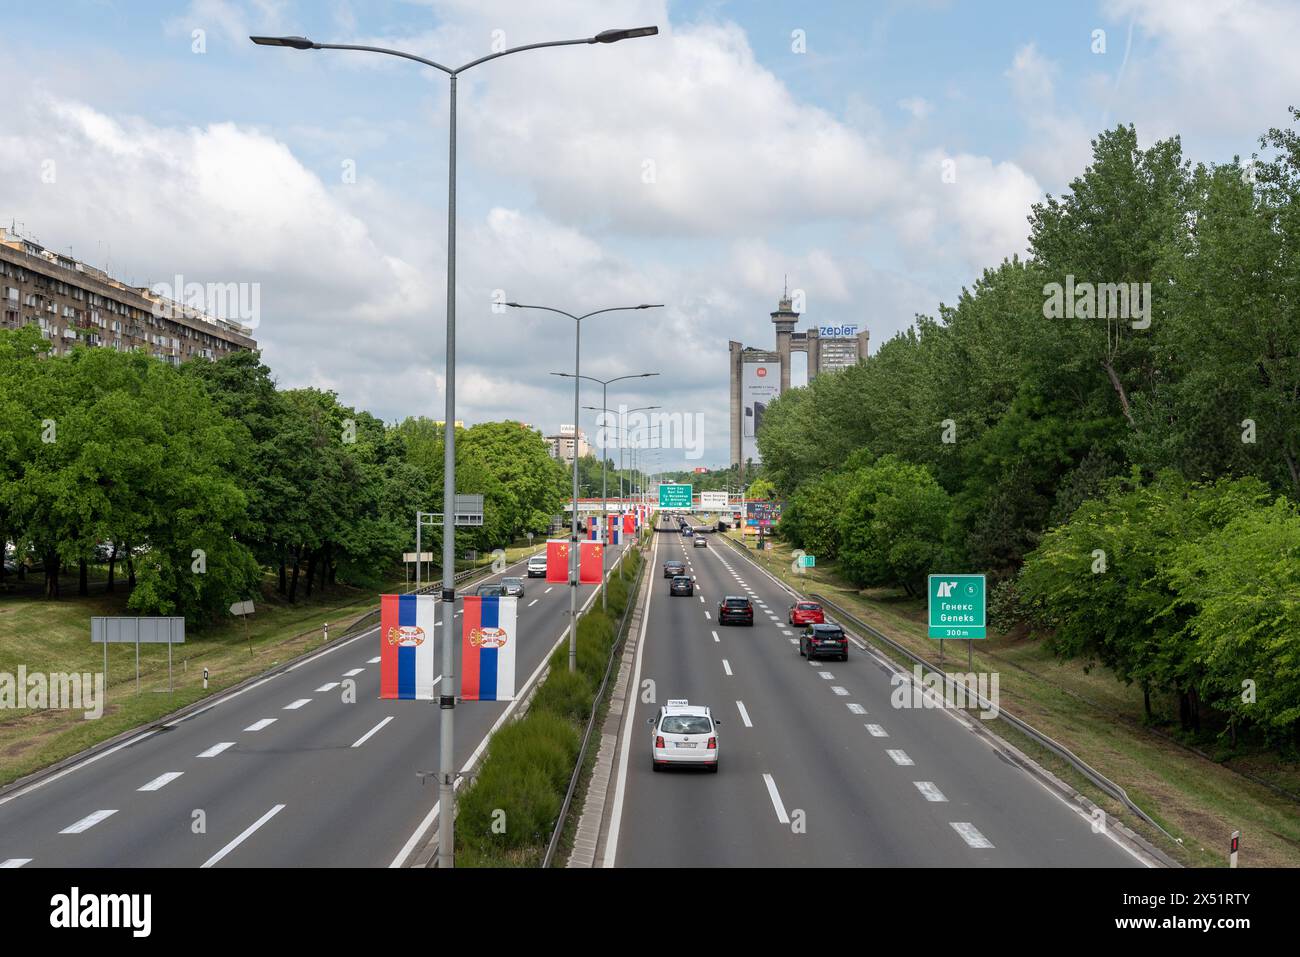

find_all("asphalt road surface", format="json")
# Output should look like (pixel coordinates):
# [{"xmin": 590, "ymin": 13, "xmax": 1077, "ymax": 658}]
[
  {"xmin": 605, "ymin": 523, "xmax": 1151, "ymax": 867},
  {"xmin": 0, "ymin": 543, "xmax": 627, "ymax": 868}
]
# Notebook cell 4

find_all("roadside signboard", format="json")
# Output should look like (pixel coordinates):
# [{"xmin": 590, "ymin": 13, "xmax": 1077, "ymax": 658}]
[
  {"xmin": 799, "ymin": 555, "xmax": 815, "ymax": 568},
  {"xmin": 659, "ymin": 484, "xmax": 693, "ymax": 509},
  {"xmin": 927, "ymin": 575, "xmax": 986, "ymax": 639},
  {"xmin": 700, "ymin": 490, "xmax": 729, "ymax": 511}
]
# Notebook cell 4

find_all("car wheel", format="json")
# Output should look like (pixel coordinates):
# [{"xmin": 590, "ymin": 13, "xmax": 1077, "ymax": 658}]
[
  {"xmin": 841, "ymin": 652, "xmax": 849, "ymax": 662},
  {"xmin": 652, "ymin": 760, "xmax": 661, "ymax": 773},
  {"xmin": 709, "ymin": 762, "xmax": 719, "ymax": 774}
]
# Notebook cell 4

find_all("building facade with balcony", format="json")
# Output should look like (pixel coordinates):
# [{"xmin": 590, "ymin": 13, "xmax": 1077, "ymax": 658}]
[{"xmin": 0, "ymin": 227, "xmax": 257, "ymax": 363}]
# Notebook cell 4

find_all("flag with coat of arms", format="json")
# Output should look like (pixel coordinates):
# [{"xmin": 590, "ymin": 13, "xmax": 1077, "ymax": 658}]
[
  {"xmin": 461, "ymin": 594, "xmax": 518, "ymax": 701},
  {"xmin": 379, "ymin": 594, "xmax": 438, "ymax": 700}
]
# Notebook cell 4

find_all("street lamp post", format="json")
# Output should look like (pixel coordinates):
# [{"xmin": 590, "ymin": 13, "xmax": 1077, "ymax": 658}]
[
  {"xmin": 505, "ymin": 302, "xmax": 661, "ymax": 660},
  {"xmin": 569, "ymin": 376, "xmax": 658, "ymax": 610},
  {"xmin": 252, "ymin": 25, "xmax": 658, "ymax": 871}
]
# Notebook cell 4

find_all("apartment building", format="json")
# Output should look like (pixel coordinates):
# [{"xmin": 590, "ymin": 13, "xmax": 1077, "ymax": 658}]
[
  {"xmin": 0, "ymin": 227, "xmax": 257, "ymax": 363},
  {"xmin": 546, "ymin": 424, "xmax": 592, "ymax": 464}
]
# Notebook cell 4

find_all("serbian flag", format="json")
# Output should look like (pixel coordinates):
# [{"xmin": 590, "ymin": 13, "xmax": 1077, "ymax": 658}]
[
  {"xmin": 546, "ymin": 539, "xmax": 569, "ymax": 583},
  {"xmin": 588, "ymin": 522, "xmax": 602, "ymax": 542},
  {"xmin": 461, "ymin": 595, "xmax": 517, "ymax": 701},
  {"xmin": 607, "ymin": 515, "xmax": 622, "ymax": 546},
  {"xmin": 579, "ymin": 540, "xmax": 603, "ymax": 584},
  {"xmin": 380, "ymin": 594, "xmax": 437, "ymax": 700}
]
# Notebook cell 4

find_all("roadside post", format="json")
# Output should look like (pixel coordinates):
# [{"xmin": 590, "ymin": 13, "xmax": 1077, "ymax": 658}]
[
  {"xmin": 230, "ymin": 599, "xmax": 255, "ymax": 654},
  {"xmin": 1230, "ymin": 831, "xmax": 1240, "ymax": 868}
]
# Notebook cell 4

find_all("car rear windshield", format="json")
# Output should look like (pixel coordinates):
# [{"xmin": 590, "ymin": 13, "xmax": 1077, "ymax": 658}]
[
  {"xmin": 725, "ymin": 598, "xmax": 750, "ymax": 607},
  {"xmin": 797, "ymin": 603, "xmax": 820, "ymax": 610},
  {"xmin": 673, "ymin": 576, "xmax": 691, "ymax": 583},
  {"xmin": 814, "ymin": 627, "xmax": 844, "ymax": 636},
  {"xmin": 661, "ymin": 715, "xmax": 712, "ymax": 734}
]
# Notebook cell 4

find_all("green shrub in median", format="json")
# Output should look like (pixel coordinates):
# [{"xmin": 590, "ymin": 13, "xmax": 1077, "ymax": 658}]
[{"xmin": 457, "ymin": 546, "xmax": 644, "ymax": 866}]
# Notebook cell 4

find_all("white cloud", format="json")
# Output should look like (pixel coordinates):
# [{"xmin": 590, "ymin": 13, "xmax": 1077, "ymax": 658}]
[{"xmin": 897, "ymin": 96, "xmax": 933, "ymax": 121}]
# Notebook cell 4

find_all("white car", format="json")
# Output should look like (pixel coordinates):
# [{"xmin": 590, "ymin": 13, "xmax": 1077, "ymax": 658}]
[
  {"xmin": 526, "ymin": 554, "xmax": 547, "ymax": 578},
  {"xmin": 648, "ymin": 700, "xmax": 720, "ymax": 772}
]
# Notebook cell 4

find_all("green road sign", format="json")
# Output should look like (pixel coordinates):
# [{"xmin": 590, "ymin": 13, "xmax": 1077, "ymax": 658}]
[
  {"xmin": 927, "ymin": 574, "xmax": 986, "ymax": 639},
  {"xmin": 800, "ymin": 555, "xmax": 816, "ymax": 568},
  {"xmin": 658, "ymin": 484, "xmax": 693, "ymax": 509}
]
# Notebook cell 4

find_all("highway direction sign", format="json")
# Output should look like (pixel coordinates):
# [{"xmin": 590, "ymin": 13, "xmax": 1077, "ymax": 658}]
[
  {"xmin": 699, "ymin": 490, "xmax": 729, "ymax": 511},
  {"xmin": 659, "ymin": 484, "xmax": 693, "ymax": 509},
  {"xmin": 927, "ymin": 574, "xmax": 986, "ymax": 639},
  {"xmin": 799, "ymin": 554, "xmax": 816, "ymax": 568}
]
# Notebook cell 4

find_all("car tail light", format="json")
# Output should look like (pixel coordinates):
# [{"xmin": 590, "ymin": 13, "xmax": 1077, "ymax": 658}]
[
  {"xmin": 707, "ymin": 737, "xmax": 717, "ymax": 749},
  {"xmin": 655, "ymin": 736, "xmax": 665, "ymax": 749}
]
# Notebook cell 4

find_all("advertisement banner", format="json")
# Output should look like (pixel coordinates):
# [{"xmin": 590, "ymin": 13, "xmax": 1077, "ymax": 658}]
[{"xmin": 742, "ymin": 360, "xmax": 780, "ymax": 464}]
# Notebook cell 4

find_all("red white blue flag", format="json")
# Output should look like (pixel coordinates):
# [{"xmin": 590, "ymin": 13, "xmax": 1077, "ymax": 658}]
[
  {"xmin": 461, "ymin": 595, "xmax": 518, "ymax": 701},
  {"xmin": 380, "ymin": 594, "xmax": 437, "ymax": 700}
]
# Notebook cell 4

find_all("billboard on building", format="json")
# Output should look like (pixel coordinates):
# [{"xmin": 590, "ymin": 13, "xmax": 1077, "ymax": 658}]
[{"xmin": 741, "ymin": 360, "xmax": 780, "ymax": 464}]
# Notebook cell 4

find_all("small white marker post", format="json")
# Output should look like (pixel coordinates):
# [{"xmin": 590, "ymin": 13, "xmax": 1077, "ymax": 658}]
[
  {"xmin": 203, "ymin": 667, "xmax": 209, "ymax": 691},
  {"xmin": 1230, "ymin": 830, "xmax": 1239, "ymax": 868},
  {"xmin": 323, "ymin": 621, "xmax": 329, "ymax": 644}
]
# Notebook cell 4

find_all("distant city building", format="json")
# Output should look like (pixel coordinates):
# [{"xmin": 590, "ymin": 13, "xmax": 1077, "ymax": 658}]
[
  {"xmin": 433, "ymin": 420, "xmax": 467, "ymax": 429},
  {"xmin": 729, "ymin": 286, "xmax": 869, "ymax": 470},
  {"xmin": 0, "ymin": 226, "xmax": 256, "ymax": 362},
  {"xmin": 546, "ymin": 424, "xmax": 592, "ymax": 464}
]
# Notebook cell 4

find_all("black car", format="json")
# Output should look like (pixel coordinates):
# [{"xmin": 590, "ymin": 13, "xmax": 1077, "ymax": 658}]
[
  {"xmin": 718, "ymin": 595, "xmax": 754, "ymax": 626},
  {"xmin": 663, "ymin": 560, "xmax": 686, "ymax": 579},
  {"xmin": 475, "ymin": 582, "xmax": 507, "ymax": 597},
  {"xmin": 800, "ymin": 623, "xmax": 848, "ymax": 661},
  {"xmin": 669, "ymin": 575, "xmax": 694, "ymax": 596}
]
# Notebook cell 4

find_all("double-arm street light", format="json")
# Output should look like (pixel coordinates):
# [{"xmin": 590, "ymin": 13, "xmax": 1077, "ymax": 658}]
[
  {"xmin": 583, "ymin": 403, "xmax": 660, "ymax": 503},
  {"xmin": 506, "ymin": 302, "xmax": 662, "ymax": 662},
  {"xmin": 252, "ymin": 24, "xmax": 658, "ymax": 870}
]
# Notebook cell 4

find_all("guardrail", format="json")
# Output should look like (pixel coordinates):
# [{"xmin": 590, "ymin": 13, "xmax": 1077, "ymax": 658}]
[
  {"xmin": 717, "ymin": 533, "xmax": 1177, "ymax": 845},
  {"xmin": 542, "ymin": 546, "xmax": 643, "ymax": 868}
]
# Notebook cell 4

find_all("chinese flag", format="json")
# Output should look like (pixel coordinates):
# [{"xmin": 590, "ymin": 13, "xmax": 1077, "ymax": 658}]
[
  {"xmin": 623, "ymin": 513, "xmax": 635, "ymax": 533},
  {"xmin": 546, "ymin": 539, "xmax": 569, "ymax": 583},
  {"xmin": 579, "ymin": 541, "xmax": 603, "ymax": 584}
]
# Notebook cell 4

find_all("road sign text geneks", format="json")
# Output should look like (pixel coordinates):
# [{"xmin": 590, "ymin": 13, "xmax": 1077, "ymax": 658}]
[{"xmin": 927, "ymin": 574, "xmax": 986, "ymax": 639}]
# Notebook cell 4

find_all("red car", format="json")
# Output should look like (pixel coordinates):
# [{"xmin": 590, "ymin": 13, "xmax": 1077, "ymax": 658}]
[{"xmin": 788, "ymin": 601, "xmax": 825, "ymax": 627}]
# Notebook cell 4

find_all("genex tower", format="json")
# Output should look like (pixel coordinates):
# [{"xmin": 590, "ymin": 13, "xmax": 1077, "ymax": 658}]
[{"xmin": 728, "ymin": 285, "xmax": 869, "ymax": 473}]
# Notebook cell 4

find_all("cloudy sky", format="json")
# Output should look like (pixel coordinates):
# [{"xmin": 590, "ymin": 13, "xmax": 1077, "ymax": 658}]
[{"xmin": 2, "ymin": 0, "xmax": 1296, "ymax": 468}]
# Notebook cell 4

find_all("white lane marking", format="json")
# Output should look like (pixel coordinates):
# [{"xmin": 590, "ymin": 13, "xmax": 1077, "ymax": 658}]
[
  {"xmin": 545, "ymin": 586, "xmax": 553, "ymax": 593},
  {"xmin": 951, "ymin": 822, "xmax": 994, "ymax": 848},
  {"xmin": 847, "ymin": 703, "xmax": 867, "ymax": 714},
  {"xmin": 60, "ymin": 809, "xmax": 117, "ymax": 833},
  {"xmin": 788, "ymin": 638, "xmax": 798, "ymax": 644},
  {"xmin": 137, "ymin": 772, "xmax": 183, "ymax": 792},
  {"xmin": 818, "ymin": 671, "xmax": 834, "ymax": 679},
  {"xmin": 315, "ymin": 682, "xmax": 339, "ymax": 692},
  {"xmin": 782, "ymin": 629, "xmax": 793, "ymax": 635},
  {"xmin": 722, "ymin": 659, "xmax": 733, "ymax": 676},
  {"xmin": 528, "ymin": 599, "xmax": 538, "ymax": 607},
  {"xmin": 831, "ymin": 686, "xmax": 849, "ymax": 696},
  {"xmin": 197, "ymin": 742, "xmax": 235, "ymax": 758},
  {"xmin": 367, "ymin": 656, "xmax": 381, "ymax": 664},
  {"xmin": 245, "ymin": 718, "xmax": 277, "ymax": 732},
  {"xmin": 736, "ymin": 701, "xmax": 752, "ymax": 727},
  {"xmin": 865, "ymin": 724, "xmax": 888, "ymax": 737},
  {"xmin": 887, "ymin": 749, "xmax": 914, "ymax": 766},
  {"xmin": 0, "ymin": 859, "xmax": 31, "ymax": 868},
  {"xmin": 201, "ymin": 804, "xmax": 286, "ymax": 868},
  {"xmin": 698, "ymin": 595, "xmax": 704, "ymax": 603},
  {"xmin": 711, "ymin": 630, "xmax": 720, "ymax": 642},
  {"xmin": 914, "ymin": 782, "xmax": 948, "ymax": 802},
  {"xmin": 351, "ymin": 716, "xmax": 394, "ymax": 749},
  {"xmin": 343, "ymin": 668, "xmax": 364, "ymax": 677},
  {"xmin": 283, "ymin": 698, "xmax": 311, "ymax": 710},
  {"xmin": 762, "ymin": 774, "xmax": 790, "ymax": 824},
  {"xmin": 704, "ymin": 611, "xmax": 711, "ymax": 620}
]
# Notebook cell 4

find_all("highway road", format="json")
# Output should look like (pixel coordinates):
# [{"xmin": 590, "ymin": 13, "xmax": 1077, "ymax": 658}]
[
  {"xmin": 0, "ymin": 543, "xmax": 627, "ymax": 868},
  {"xmin": 604, "ymin": 522, "xmax": 1154, "ymax": 867}
]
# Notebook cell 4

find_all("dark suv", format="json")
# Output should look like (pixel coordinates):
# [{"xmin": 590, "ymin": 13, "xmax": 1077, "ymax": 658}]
[
  {"xmin": 718, "ymin": 595, "xmax": 754, "ymax": 626},
  {"xmin": 663, "ymin": 559, "xmax": 686, "ymax": 579},
  {"xmin": 800, "ymin": 623, "xmax": 848, "ymax": 661},
  {"xmin": 669, "ymin": 575, "xmax": 694, "ymax": 596}
]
